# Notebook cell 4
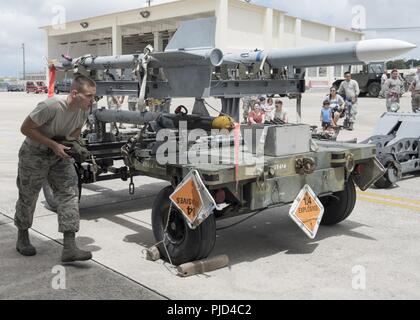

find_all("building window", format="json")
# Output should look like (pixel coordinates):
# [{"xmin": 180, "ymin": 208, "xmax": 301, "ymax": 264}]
[
  {"xmin": 307, "ymin": 67, "xmax": 318, "ymax": 77},
  {"xmin": 334, "ymin": 66, "xmax": 343, "ymax": 77},
  {"xmin": 319, "ymin": 67, "xmax": 328, "ymax": 78}
]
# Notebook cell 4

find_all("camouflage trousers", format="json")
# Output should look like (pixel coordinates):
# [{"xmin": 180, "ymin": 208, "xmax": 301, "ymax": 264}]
[
  {"xmin": 14, "ymin": 142, "xmax": 80, "ymax": 233},
  {"xmin": 412, "ymin": 93, "xmax": 420, "ymax": 113},
  {"xmin": 347, "ymin": 102, "xmax": 358, "ymax": 123}
]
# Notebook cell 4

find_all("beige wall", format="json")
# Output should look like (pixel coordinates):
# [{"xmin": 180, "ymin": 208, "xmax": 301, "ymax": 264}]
[{"xmin": 44, "ymin": 0, "xmax": 362, "ymax": 85}]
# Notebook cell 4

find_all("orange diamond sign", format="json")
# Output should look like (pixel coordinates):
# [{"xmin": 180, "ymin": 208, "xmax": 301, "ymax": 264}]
[
  {"xmin": 289, "ymin": 185, "xmax": 324, "ymax": 239},
  {"xmin": 170, "ymin": 177, "xmax": 203, "ymax": 225}
]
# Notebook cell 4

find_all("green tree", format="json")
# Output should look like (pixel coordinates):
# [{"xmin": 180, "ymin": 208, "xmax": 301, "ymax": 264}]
[
  {"xmin": 406, "ymin": 59, "xmax": 420, "ymax": 68},
  {"xmin": 386, "ymin": 60, "xmax": 408, "ymax": 70}
]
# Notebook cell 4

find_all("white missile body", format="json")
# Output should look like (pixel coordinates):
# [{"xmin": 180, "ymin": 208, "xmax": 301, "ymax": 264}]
[{"xmin": 224, "ymin": 39, "xmax": 416, "ymax": 68}]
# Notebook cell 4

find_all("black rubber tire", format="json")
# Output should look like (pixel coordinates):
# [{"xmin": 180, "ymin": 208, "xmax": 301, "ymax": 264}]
[
  {"xmin": 320, "ymin": 178, "xmax": 357, "ymax": 226},
  {"xmin": 368, "ymin": 82, "xmax": 381, "ymax": 97},
  {"xmin": 374, "ymin": 176, "xmax": 393, "ymax": 189},
  {"xmin": 374, "ymin": 155, "xmax": 399, "ymax": 189},
  {"xmin": 151, "ymin": 186, "xmax": 216, "ymax": 266}
]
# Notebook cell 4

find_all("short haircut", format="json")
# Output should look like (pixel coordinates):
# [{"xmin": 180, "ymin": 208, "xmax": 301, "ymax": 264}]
[
  {"xmin": 392, "ymin": 69, "xmax": 398, "ymax": 73},
  {"xmin": 71, "ymin": 74, "xmax": 96, "ymax": 92},
  {"xmin": 344, "ymin": 71, "xmax": 351, "ymax": 76},
  {"xmin": 275, "ymin": 99, "xmax": 283, "ymax": 105},
  {"xmin": 323, "ymin": 100, "xmax": 331, "ymax": 105}
]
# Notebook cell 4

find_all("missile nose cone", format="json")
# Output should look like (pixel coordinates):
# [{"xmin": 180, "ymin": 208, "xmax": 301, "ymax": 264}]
[{"xmin": 356, "ymin": 39, "xmax": 417, "ymax": 62}]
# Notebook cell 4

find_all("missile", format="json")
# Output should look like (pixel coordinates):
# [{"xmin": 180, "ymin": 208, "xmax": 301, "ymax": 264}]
[
  {"xmin": 57, "ymin": 48, "xmax": 223, "ymax": 71},
  {"xmin": 223, "ymin": 39, "xmax": 416, "ymax": 68}
]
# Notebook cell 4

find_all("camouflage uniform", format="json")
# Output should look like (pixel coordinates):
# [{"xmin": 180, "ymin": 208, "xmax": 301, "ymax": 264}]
[
  {"xmin": 242, "ymin": 96, "xmax": 257, "ymax": 124},
  {"xmin": 338, "ymin": 80, "xmax": 360, "ymax": 124},
  {"xmin": 14, "ymin": 96, "xmax": 89, "ymax": 233},
  {"xmin": 411, "ymin": 73, "xmax": 420, "ymax": 113},
  {"xmin": 383, "ymin": 77, "xmax": 405, "ymax": 112},
  {"xmin": 15, "ymin": 143, "xmax": 79, "ymax": 233}
]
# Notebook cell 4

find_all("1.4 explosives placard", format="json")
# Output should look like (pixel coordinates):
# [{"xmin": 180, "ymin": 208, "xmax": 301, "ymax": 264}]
[
  {"xmin": 289, "ymin": 184, "xmax": 325, "ymax": 239},
  {"xmin": 170, "ymin": 170, "xmax": 218, "ymax": 230}
]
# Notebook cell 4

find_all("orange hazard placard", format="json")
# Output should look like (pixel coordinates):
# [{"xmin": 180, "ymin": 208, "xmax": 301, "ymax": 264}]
[
  {"xmin": 289, "ymin": 185, "xmax": 324, "ymax": 239},
  {"xmin": 170, "ymin": 178, "xmax": 203, "ymax": 224}
]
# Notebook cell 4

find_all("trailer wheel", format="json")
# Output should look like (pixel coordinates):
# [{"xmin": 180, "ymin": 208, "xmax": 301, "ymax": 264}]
[
  {"xmin": 320, "ymin": 178, "xmax": 356, "ymax": 226},
  {"xmin": 152, "ymin": 186, "xmax": 216, "ymax": 266},
  {"xmin": 374, "ymin": 155, "xmax": 401, "ymax": 189},
  {"xmin": 368, "ymin": 82, "xmax": 381, "ymax": 97}
]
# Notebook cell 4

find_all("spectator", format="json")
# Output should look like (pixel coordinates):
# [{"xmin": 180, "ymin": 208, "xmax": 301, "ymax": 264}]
[
  {"xmin": 262, "ymin": 97, "xmax": 275, "ymax": 121},
  {"xmin": 320, "ymin": 100, "xmax": 333, "ymax": 130},
  {"xmin": 383, "ymin": 69, "xmax": 405, "ymax": 112},
  {"xmin": 324, "ymin": 87, "xmax": 345, "ymax": 126},
  {"xmin": 248, "ymin": 104, "xmax": 266, "ymax": 125},
  {"xmin": 338, "ymin": 71, "xmax": 360, "ymax": 131},
  {"xmin": 410, "ymin": 66, "xmax": 420, "ymax": 113},
  {"xmin": 272, "ymin": 99, "xmax": 289, "ymax": 124}
]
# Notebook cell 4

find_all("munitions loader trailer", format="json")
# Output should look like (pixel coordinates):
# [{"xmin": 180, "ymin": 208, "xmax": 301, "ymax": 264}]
[{"xmin": 41, "ymin": 17, "xmax": 414, "ymax": 266}]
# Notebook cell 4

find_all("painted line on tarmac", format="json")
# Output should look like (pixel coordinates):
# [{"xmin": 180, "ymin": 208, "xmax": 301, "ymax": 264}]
[
  {"xmin": 358, "ymin": 191, "xmax": 420, "ymax": 206},
  {"xmin": 0, "ymin": 208, "xmax": 14, "ymax": 226},
  {"xmin": 357, "ymin": 195, "xmax": 420, "ymax": 213},
  {"xmin": 27, "ymin": 227, "xmax": 170, "ymax": 300}
]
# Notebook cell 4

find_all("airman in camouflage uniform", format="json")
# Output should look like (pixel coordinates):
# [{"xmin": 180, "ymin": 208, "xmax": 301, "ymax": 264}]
[
  {"xmin": 14, "ymin": 75, "xmax": 96, "ymax": 263},
  {"xmin": 383, "ymin": 69, "xmax": 405, "ymax": 112},
  {"xmin": 338, "ymin": 72, "xmax": 360, "ymax": 131},
  {"xmin": 410, "ymin": 67, "xmax": 420, "ymax": 113}
]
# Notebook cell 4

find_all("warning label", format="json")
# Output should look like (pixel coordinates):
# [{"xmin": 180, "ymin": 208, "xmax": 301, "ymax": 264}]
[
  {"xmin": 296, "ymin": 192, "xmax": 322, "ymax": 232},
  {"xmin": 289, "ymin": 185, "xmax": 324, "ymax": 239},
  {"xmin": 170, "ymin": 179, "xmax": 203, "ymax": 224}
]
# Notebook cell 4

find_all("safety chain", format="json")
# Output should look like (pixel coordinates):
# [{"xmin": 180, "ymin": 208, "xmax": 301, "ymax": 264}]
[
  {"xmin": 142, "ymin": 202, "xmax": 178, "ymax": 275},
  {"xmin": 129, "ymin": 171, "xmax": 135, "ymax": 195},
  {"xmin": 90, "ymin": 155, "xmax": 98, "ymax": 183}
]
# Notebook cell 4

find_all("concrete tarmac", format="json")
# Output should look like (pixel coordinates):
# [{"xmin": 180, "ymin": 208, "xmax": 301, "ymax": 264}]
[{"xmin": 0, "ymin": 91, "xmax": 419, "ymax": 300}]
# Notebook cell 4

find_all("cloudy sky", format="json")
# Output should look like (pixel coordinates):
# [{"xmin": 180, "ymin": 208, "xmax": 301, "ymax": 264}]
[{"xmin": 0, "ymin": 0, "xmax": 419, "ymax": 77}]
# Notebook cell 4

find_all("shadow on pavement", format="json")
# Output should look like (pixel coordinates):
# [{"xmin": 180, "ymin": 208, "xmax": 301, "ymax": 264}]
[
  {"xmin": 212, "ymin": 209, "xmax": 376, "ymax": 266},
  {"xmin": 38, "ymin": 181, "xmax": 377, "ymax": 268},
  {"xmin": 0, "ymin": 223, "xmax": 164, "ymax": 300}
]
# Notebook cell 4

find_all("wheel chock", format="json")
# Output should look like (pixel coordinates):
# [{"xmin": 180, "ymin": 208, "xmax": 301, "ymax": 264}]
[{"xmin": 176, "ymin": 255, "xmax": 229, "ymax": 277}]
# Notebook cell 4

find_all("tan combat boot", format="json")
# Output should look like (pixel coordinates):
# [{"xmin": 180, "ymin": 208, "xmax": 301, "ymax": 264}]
[
  {"xmin": 61, "ymin": 231, "xmax": 92, "ymax": 263},
  {"xmin": 16, "ymin": 229, "xmax": 37, "ymax": 256}
]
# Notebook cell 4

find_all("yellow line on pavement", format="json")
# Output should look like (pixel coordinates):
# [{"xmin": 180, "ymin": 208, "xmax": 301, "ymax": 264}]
[
  {"xmin": 357, "ymin": 195, "xmax": 420, "ymax": 213},
  {"xmin": 357, "ymin": 191, "xmax": 420, "ymax": 206}
]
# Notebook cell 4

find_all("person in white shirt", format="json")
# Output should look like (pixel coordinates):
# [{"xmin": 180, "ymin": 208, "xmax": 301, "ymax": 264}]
[
  {"xmin": 262, "ymin": 97, "xmax": 275, "ymax": 122},
  {"xmin": 324, "ymin": 87, "xmax": 345, "ymax": 126},
  {"xmin": 272, "ymin": 99, "xmax": 289, "ymax": 124}
]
